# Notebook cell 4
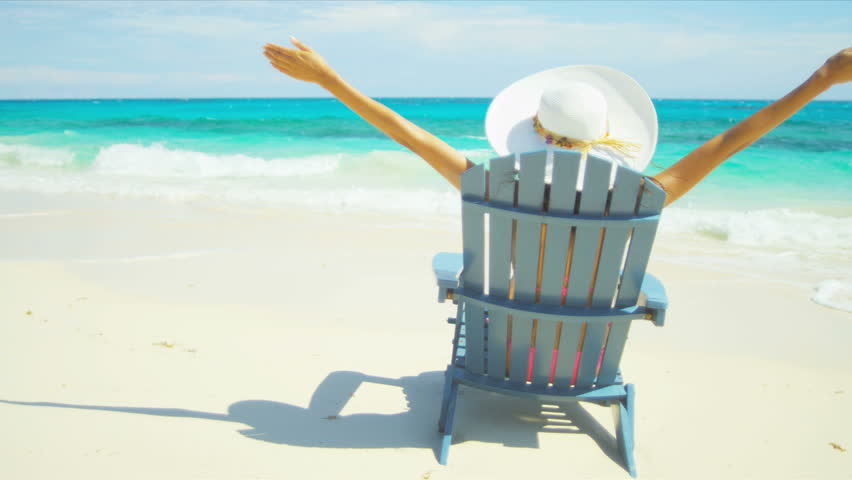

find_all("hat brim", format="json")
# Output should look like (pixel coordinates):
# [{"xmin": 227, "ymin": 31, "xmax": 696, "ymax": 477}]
[{"xmin": 485, "ymin": 65, "xmax": 658, "ymax": 172}]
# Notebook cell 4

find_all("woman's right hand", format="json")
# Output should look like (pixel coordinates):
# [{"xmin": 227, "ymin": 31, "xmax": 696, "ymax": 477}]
[
  {"xmin": 813, "ymin": 47, "xmax": 852, "ymax": 88},
  {"xmin": 264, "ymin": 37, "xmax": 340, "ymax": 87}
]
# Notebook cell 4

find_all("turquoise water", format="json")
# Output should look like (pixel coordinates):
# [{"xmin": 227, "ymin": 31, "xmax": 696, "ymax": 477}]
[
  {"xmin": 651, "ymin": 99, "xmax": 852, "ymax": 211},
  {"xmin": 1, "ymin": 97, "xmax": 850, "ymax": 309},
  {"xmin": 2, "ymin": 98, "xmax": 850, "ymax": 207},
  {"xmin": 2, "ymin": 95, "xmax": 850, "ymax": 236},
  {"xmin": 1, "ymin": 97, "xmax": 851, "ymax": 220}
]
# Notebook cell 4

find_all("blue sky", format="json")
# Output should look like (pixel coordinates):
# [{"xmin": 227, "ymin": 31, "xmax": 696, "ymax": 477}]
[{"xmin": 1, "ymin": 0, "xmax": 851, "ymax": 99}]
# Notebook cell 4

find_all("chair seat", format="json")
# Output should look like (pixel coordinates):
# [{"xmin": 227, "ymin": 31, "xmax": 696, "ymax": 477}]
[{"xmin": 450, "ymin": 367, "xmax": 627, "ymax": 404}]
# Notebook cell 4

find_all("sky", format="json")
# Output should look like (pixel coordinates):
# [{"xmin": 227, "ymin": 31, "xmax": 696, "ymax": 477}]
[{"xmin": 1, "ymin": 0, "xmax": 851, "ymax": 100}]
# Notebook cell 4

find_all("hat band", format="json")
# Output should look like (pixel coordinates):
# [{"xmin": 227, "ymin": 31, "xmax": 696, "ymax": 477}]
[{"xmin": 532, "ymin": 115, "xmax": 641, "ymax": 158}]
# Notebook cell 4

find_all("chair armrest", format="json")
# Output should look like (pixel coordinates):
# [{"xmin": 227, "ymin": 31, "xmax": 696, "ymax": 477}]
[
  {"xmin": 640, "ymin": 272, "xmax": 668, "ymax": 327},
  {"xmin": 433, "ymin": 252, "xmax": 463, "ymax": 302}
]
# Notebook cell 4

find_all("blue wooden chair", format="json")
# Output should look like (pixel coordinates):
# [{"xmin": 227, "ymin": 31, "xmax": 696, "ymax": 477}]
[{"xmin": 433, "ymin": 150, "xmax": 668, "ymax": 477}]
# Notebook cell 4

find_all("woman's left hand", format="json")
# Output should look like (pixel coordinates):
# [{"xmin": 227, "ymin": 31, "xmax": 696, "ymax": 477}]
[{"xmin": 264, "ymin": 37, "xmax": 339, "ymax": 87}]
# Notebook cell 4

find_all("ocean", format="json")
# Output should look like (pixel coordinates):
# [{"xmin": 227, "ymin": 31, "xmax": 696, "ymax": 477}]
[{"xmin": 1, "ymin": 98, "xmax": 850, "ymax": 310}]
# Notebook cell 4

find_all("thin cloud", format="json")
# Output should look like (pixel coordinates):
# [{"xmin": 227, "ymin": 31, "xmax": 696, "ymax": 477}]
[
  {"xmin": 103, "ymin": 14, "xmax": 282, "ymax": 37},
  {"xmin": 0, "ymin": 66, "xmax": 247, "ymax": 86},
  {"xmin": 0, "ymin": 66, "xmax": 153, "ymax": 85},
  {"xmin": 294, "ymin": 2, "xmax": 848, "ymax": 66},
  {"xmin": 296, "ymin": 2, "xmax": 563, "ymax": 54}
]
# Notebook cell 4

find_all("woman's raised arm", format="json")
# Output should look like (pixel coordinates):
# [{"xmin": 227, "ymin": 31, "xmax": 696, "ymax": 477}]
[
  {"xmin": 264, "ymin": 37, "xmax": 472, "ymax": 189},
  {"xmin": 653, "ymin": 47, "xmax": 852, "ymax": 206},
  {"xmin": 266, "ymin": 40, "xmax": 851, "ymax": 201}
]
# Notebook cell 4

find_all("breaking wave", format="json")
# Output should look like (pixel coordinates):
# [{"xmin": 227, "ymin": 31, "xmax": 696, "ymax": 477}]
[{"xmin": 91, "ymin": 143, "xmax": 340, "ymax": 178}]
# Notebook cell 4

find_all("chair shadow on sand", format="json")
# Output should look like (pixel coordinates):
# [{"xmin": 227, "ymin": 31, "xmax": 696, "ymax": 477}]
[{"xmin": 1, "ymin": 369, "xmax": 625, "ymax": 468}]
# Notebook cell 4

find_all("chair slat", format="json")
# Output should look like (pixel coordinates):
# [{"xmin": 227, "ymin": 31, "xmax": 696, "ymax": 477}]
[
  {"xmin": 590, "ymin": 168, "xmax": 643, "ymax": 308},
  {"xmin": 610, "ymin": 168, "xmax": 644, "ymax": 215},
  {"xmin": 514, "ymin": 222, "xmax": 543, "ymax": 302},
  {"xmin": 486, "ymin": 309, "xmax": 510, "ymax": 380},
  {"xmin": 456, "ymin": 324, "xmax": 466, "ymax": 367},
  {"xmin": 597, "ymin": 321, "xmax": 632, "ymax": 385},
  {"xmin": 575, "ymin": 322, "xmax": 608, "ymax": 388},
  {"xmin": 564, "ymin": 156, "xmax": 611, "ymax": 306},
  {"xmin": 564, "ymin": 231, "xmax": 599, "ymax": 306},
  {"xmin": 553, "ymin": 322, "xmax": 582, "ymax": 386},
  {"xmin": 461, "ymin": 164, "xmax": 487, "ymax": 295},
  {"xmin": 450, "ymin": 303, "xmax": 464, "ymax": 364},
  {"xmin": 539, "ymin": 153, "xmax": 580, "ymax": 306},
  {"xmin": 638, "ymin": 178, "xmax": 667, "ymax": 215},
  {"xmin": 549, "ymin": 151, "xmax": 582, "ymax": 214},
  {"xmin": 517, "ymin": 151, "xmax": 548, "ymax": 208},
  {"xmin": 531, "ymin": 319, "xmax": 559, "ymax": 386},
  {"xmin": 591, "ymin": 232, "xmax": 631, "ymax": 307},
  {"xmin": 615, "ymin": 178, "xmax": 665, "ymax": 307},
  {"xmin": 508, "ymin": 314, "xmax": 534, "ymax": 382},
  {"xmin": 513, "ymin": 152, "xmax": 547, "ymax": 303},
  {"xmin": 578, "ymin": 156, "xmax": 612, "ymax": 214},
  {"xmin": 488, "ymin": 155, "xmax": 516, "ymax": 299},
  {"xmin": 463, "ymin": 302, "xmax": 486, "ymax": 375},
  {"xmin": 538, "ymin": 224, "xmax": 571, "ymax": 305}
]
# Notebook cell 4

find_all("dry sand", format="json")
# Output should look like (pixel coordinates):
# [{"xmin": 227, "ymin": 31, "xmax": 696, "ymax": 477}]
[{"xmin": 1, "ymin": 191, "xmax": 850, "ymax": 479}]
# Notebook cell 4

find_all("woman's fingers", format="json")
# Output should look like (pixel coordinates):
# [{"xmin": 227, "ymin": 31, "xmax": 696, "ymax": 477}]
[
  {"xmin": 265, "ymin": 51, "xmax": 300, "ymax": 73},
  {"xmin": 271, "ymin": 64, "xmax": 295, "ymax": 77},
  {"xmin": 264, "ymin": 44, "xmax": 296, "ymax": 60},
  {"xmin": 267, "ymin": 57, "xmax": 293, "ymax": 73},
  {"xmin": 263, "ymin": 53, "xmax": 290, "ymax": 70},
  {"xmin": 263, "ymin": 48, "xmax": 287, "ymax": 62},
  {"xmin": 267, "ymin": 56, "xmax": 306, "ymax": 80},
  {"xmin": 290, "ymin": 36, "xmax": 312, "ymax": 52}
]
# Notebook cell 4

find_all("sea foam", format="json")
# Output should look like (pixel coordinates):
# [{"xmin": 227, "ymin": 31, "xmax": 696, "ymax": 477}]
[
  {"xmin": 0, "ymin": 142, "xmax": 460, "ymax": 216},
  {"xmin": 661, "ymin": 207, "xmax": 852, "ymax": 252},
  {"xmin": 659, "ymin": 206, "xmax": 852, "ymax": 312},
  {"xmin": 92, "ymin": 143, "xmax": 340, "ymax": 178},
  {"xmin": 812, "ymin": 280, "xmax": 852, "ymax": 313},
  {"xmin": 0, "ymin": 142, "xmax": 76, "ymax": 168}
]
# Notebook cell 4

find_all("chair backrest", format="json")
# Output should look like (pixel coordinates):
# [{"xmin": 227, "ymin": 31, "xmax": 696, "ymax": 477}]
[{"xmin": 457, "ymin": 150, "xmax": 665, "ymax": 389}]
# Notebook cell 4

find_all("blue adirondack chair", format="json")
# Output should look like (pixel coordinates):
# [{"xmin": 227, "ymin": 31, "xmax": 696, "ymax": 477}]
[{"xmin": 432, "ymin": 150, "xmax": 668, "ymax": 477}]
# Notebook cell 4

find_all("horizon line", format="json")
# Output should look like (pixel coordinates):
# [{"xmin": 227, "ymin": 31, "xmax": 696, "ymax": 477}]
[{"xmin": 2, "ymin": 96, "xmax": 851, "ymax": 102}]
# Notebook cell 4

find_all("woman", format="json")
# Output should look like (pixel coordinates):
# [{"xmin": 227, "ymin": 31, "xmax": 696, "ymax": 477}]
[{"xmin": 264, "ymin": 38, "xmax": 852, "ymax": 205}]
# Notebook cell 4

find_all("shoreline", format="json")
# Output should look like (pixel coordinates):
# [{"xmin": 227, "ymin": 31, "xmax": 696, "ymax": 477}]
[{"xmin": 3, "ymin": 187, "xmax": 849, "ymax": 313}]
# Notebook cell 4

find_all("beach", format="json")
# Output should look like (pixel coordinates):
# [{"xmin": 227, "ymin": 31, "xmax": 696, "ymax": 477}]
[
  {"xmin": 1, "ymin": 96, "xmax": 851, "ymax": 478},
  {"xmin": 2, "ymin": 189, "xmax": 851, "ymax": 479}
]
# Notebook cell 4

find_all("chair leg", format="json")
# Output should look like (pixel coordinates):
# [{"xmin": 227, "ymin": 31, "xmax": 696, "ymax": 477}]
[
  {"xmin": 437, "ymin": 366, "xmax": 454, "ymax": 433},
  {"xmin": 437, "ymin": 378, "xmax": 460, "ymax": 465},
  {"xmin": 612, "ymin": 383, "xmax": 637, "ymax": 477}
]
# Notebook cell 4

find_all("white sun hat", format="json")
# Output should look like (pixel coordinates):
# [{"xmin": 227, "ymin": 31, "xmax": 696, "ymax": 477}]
[{"xmin": 485, "ymin": 65, "xmax": 658, "ymax": 173}]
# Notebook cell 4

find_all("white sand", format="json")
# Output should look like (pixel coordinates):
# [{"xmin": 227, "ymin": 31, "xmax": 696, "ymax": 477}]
[{"xmin": 1, "ymin": 191, "xmax": 850, "ymax": 479}]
